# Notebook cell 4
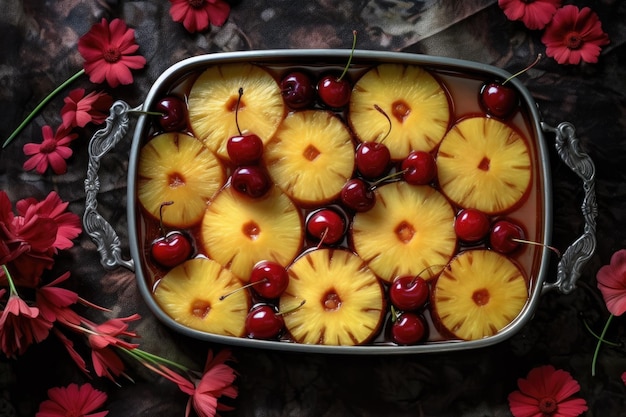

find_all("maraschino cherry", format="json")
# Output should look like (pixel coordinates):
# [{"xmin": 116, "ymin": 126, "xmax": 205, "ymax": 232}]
[
  {"xmin": 401, "ymin": 150, "xmax": 437, "ymax": 185},
  {"xmin": 249, "ymin": 260, "xmax": 289, "ymax": 299},
  {"xmin": 231, "ymin": 165, "xmax": 271, "ymax": 198},
  {"xmin": 356, "ymin": 105, "xmax": 392, "ymax": 179},
  {"xmin": 150, "ymin": 201, "xmax": 193, "ymax": 268},
  {"xmin": 480, "ymin": 54, "xmax": 542, "ymax": 119},
  {"xmin": 317, "ymin": 30, "xmax": 357, "ymax": 109},
  {"xmin": 389, "ymin": 275, "xmax": 430, "ymax": 311},
  {"xmin": 280, "ymin": 71, "xmax": 316, "ymax": 109},
  {"xmin": 306, "ymin": 207, "xmax": 347, "ymax": 245},
  {"xmin": 454, "ymin": 208, "xmax": 490, "ymax": 243},
  {"xmin": 340, "ymin": 178, "xmax": 375, "ymax": 212},
  {"xmin": 245, "ymin": 300, "xmax": 306, "ymax": 340},
  {"xmin": 391, "ymin": 311, "xmax": 427, "ymax": 345},
  {"xmin": 227, "ymin": 87, "xmax": 264, "ymax": 165},
  {"xmin": 489, "ymin": 218, "xmax": 561, "ymax": 257},
  {"xmin": 154, "ymin": 95, "xmax": 187, "ymax": 132}
]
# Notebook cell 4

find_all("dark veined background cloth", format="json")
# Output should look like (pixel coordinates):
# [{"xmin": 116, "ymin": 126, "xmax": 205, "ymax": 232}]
[{"xmin": 0, "ymin": 0, "xmax": 625, "ymax": 416}]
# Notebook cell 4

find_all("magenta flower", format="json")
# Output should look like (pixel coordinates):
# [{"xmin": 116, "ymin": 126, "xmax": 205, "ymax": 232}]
[
  {"xmin": 169, "ymin": 0, "xmax": 231, "ymax": 33},
  {"xmin": 78, "ymin": 18, "xmax": 146, "ymax": 88},
  {"xmin": 541, "ymin": 5, "xmax": 610, "ymax": 65},
  {"xmin": 508, "ymin": 365, "xmax": 588, "ymax": 417},
  {"xmin": 23, "ymin": 125, "xmax": 77, "ymax": 175},
  {"xmin": 36, "ymin": 383, "xmax": 108, "ymax": 417},
  {"xmin": 498, "ymin": 0, "xmax": 562, "ymax": 30},
  {"xmin": 0, "ymin": 291, "xmax": 53, "ymax": 357}
]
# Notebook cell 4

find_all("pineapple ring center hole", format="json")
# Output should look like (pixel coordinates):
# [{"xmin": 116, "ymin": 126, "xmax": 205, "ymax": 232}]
[
  {"xmin": 191, "ymin": 300, "xmax": 211, "ymax": 318},
  {"xmin": 478, "ymin": 157, "xmax": 490, "ymax": 171},
  {"xmin": 391, "ymin": 100, "xmax": 411, "ymax": 123},
  {"xmin": 168, "ymin": 172, "xmax": 186, "ymax": 188},
  {"xmin": 322, "ymin": 291, "xmax": 342, "ymax": 311},
  {"xmin": 472, "ymin": 288, "xmax": 490, "ymax": 306},
  {"xmin": 226, "ymin": 96, "xmax": 245, "ymax": 112},
  {"xmin": 395, "ymin": 221, "xmax": 415, "ymax": 243},
  {"xmin": 303, "ymin": 144, "xmax": 321, "ymax": 161},
  {"xmin": 242, "ymin": 221, "xmax": 261, "ymax": 240}
]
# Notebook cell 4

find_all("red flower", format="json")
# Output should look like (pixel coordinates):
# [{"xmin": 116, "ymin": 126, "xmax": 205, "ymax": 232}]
[
  {"xmin": 23, "ymin": 125, "xmax": 77, "ymax": 175},
  {"xmin": 36, "ymin": 383, "xmax": 108, "ymax": 417},
  {"xmin": 0, "ymin": 293, "xmax": 53, "ymax": 357},
  {"xmin": 508, "ymin": 365, "xmax": 588, "ymax": 417},
  {"xmin": 596, "ymin": 249, "xmax": 626, "ymax": 316},
  {"xmin": 498, "ymin": 0, "xmax": 561, "ymax": 30},
  {"xmin": 60, "ymin": 88, "xmax": 113, "ymax": 130},
  {"xmin": 53, "ymin": 328, "xmax": 89, "ymax": 375},
  {"xmin": 16, "ymin": 191, "xmax": 82, "ymax": 252},
  {"xmin": 78, "ymin": 18, "xmax": 146, "ymax": 88},
  {"xmin": 186, "ymin": 349, "xmax": 238, "ymax": 417},
  {"xmin": 36, "ymin": 272, "xmax": 81, "ymax": 325},
  {"xmin": 91, "ymin": 346, "xmax": 127, "ymax": 382},
  {"xmin": 87, "ymin": 313, "xmax": 141, "ymax": 351},
  {"xmin": 0, "ymin": 191, "xmax": 81, "ymax": 287},
  {"xmin": 541, "ymin": 5, "xmax": 610, "ymax": 65},
  {"xmin": 169, "ymin": 0, "xmax": 231, "ymax": 33}
]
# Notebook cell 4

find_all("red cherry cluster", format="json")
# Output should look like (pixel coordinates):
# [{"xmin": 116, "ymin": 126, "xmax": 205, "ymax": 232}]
[
  {"xmin": 388, "ymin": 275, "xmax": 430, "ymax": 345},
  {"xmin": 228, "ymin": 88, "xmax": 271, "ymax": 198},
  {"xmin": 453, "ymin": 208, "xmax": 531, "ymax": 254}
]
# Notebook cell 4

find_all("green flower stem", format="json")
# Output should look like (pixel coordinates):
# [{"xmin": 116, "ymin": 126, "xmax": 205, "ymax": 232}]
[
  {"xmin": 582, "ymin": 316, "xmax": 620, "ymax": 347},
  {"xmin": 121, "ymin": 346, "xmax": 190, "ymax": 373},
  {"xmin": 3, "ymin": 68, "xmax": 86, "ymax": 149},
  {"xmin": 1, "ymin": 264, "xmax": 18, "ymax": 295},
  {"xmin": 591, "ymin": 313, "xmax": 614, "ymax": 377}
]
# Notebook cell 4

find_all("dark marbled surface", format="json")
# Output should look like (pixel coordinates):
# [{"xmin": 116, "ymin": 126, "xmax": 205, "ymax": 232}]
[{"xmin": 1, "ymin": 0, "xmax": 625, "ymax": 416}]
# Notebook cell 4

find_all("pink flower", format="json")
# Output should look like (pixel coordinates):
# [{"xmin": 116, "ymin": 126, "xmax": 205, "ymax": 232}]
[
  {"xmin": 36, "ymin": 383, "xmax": 108, "ymax": 417},
  {"xmin": 169, "ymin": 0, "xmax": 231, "ymax": 33},
  {"xmin": 60, "ymin": 88, "xmax": 113, "ymax": 130},
  {"xmin": 541, "ymin": 5, "xmax": 610, "ymax": 65},
  {"xmin": 187, "ymin": 349, "xmax": 238, "ymax": 417},
  {"xmin": 91, "ymin": 346, "xmax": 127, "ymax": 382},
  {"xmin": 53, "ymin": 328, "xmax": 89, "ymax": 375},
  {"xmin": 0, "ymin": 293, "xmax": 53, "ymax": 357},
  {"xmin": 23, "ymin": 125, "xmax": 77, "ymax": 175},
  {"xmin": 78, "ymin": 18, "xmax": 147, "ymax": 88},
  {"xmin": 508, "ymin": 365, "xmax": 588, "ymax": 417},
  {"xmin": 596, "ymin": 249, "xmax": 626, "ymax": 316},
  {"xmin": 498, "ymin": 0, "xmax": 561, "ymax": 30}
]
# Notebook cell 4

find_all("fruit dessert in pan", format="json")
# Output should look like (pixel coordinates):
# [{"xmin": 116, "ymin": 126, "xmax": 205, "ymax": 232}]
[{"xmin": 130, "ymin": 50, "xmax": 552, "ymax": 351}]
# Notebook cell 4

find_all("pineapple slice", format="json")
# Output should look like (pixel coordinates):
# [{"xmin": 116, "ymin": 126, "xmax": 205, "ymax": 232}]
[
  {"xmin": 137, "ymin": 132, "xmax": 225, "ymax": 228},
  {"xmin": 436, "ymin": 117, "xmax": 532, "ymax": 214},
  {"xmin": 349, "ymin": 63, "xmax": 451, "ymax": 159},
  {"xmin": 187, "ymin": 63, "xmax": 285, "ymax": 160},
  {"xmin": 264, "ymin": 110, "xmax": 355, "ymax": 205},
  {"xmin": 432, "ymin": 249, "xmax": 528, "ymax": 340},
  {"xmin": 200, "ymin": 185, "xmax": 303, "ymax": 280},
  {"xmin": 279, "ymin": 248, "xmax": 385, "ymax": 345},
  {"xmin": 153, "ymin": 258, "xmax": 250, "ymax": 337},
  {"xmin": 351, "ymin": 182, "xmax": 457, "ymax": 283}
]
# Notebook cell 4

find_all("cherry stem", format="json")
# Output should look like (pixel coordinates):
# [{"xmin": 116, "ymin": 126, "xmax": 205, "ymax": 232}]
[
  {"xmin": 235, "ymin": 87, "xmax": 244, "ymax": 135},
  {"xmin": 373, "ymin": 104, "xmax": 392, "ymax": 144},
  {"xmin": 219, "ymin": 278, "xmax": 268, "ymax": 300},
  {"xmin": 511, "ymin": 238, "xmax": 561, "ymax": 258},
  {"xmin": 158, "ymin": 201, "xmax": 174, "ymax": 236},
  {"xmin": 337, "ymin": 30, "xmax": 357, "ymax": 82},
  {"xmin": 410, "ymin": 264, "xmax": 447, "ymax": 286},
  {"xmin": 316, "ymin": 228, "xmax": 330, "ymax": 249},
  {"xmin": 127, "ymin": 110, "xmax": 164, "ymax": 117},
  {"xmin": 369, "ymin": 168, "xmax": 409, "ymax": 190},
  {"xmin": 276, "ymin": 299, "xmax": 306, "ymax": 316},
  {"xmin": 502, "ymin": 54, "xmax": 542, "ymax": 86}
]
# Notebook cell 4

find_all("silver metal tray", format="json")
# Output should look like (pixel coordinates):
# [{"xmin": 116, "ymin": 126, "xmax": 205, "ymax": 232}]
[{"xmin": 83, "ymin": 50, "xmax": 597, "ymax": 354}]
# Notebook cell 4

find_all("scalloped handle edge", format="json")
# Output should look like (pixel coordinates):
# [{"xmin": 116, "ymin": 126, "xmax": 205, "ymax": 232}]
[
  {"xmin": 541, "ymin": 122, "xmax": 598, "ymax": 294},
  {"xmin": 83, "ymin": 100, "xmax": 140, "ymax": 271}
]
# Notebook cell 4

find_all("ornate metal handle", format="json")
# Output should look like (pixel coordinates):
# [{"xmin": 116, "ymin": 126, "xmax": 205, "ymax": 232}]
[
  {"xmin": 541, "ymin": 122, "xmax": 597, "ymax": 294},
  {"xmin": 83, "ymin": 100, "xmax": 140, "ymax": 271}
]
